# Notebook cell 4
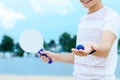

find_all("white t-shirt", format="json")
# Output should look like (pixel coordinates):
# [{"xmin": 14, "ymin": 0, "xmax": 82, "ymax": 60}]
[{"xmin": 73, "ymin": 7, "xmax": 120, "ymax": 80}]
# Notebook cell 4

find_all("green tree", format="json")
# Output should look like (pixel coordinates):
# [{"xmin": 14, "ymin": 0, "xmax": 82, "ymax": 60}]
[
  {"xmin": 15, "ymin": 43, "xmax": 24, "ymax": 57},
  {"xmin": 59, "ymin": 32, "xmax": 71, "ymax": 51},
  {"xmin": 44, "ymin": 41, "xmax": 49, "ymax": 50},
  {"xmin": 48, "ymin": 40, "xmax": 56, "ymax": 47},
  {"xmin": 118, "ymin": 39, "xmax": 120, "ymax": 47},
  {"xmin": 0, "ymin": 44, "xmax": 1, "ymax": 52},
  {"xmin": 59, "ymin": 32, "xmax": 76, "ymax": 52},
  {"xmin": 1, "ymin": 35, "xmax": 14, "ymax": 53},
  {"xmin": 67, "ymin": 35, "xmax": 76, "ymax": 52},
  {"xmin": 118, "ymin": 39, "xmax": 120, "ymax": 54}
]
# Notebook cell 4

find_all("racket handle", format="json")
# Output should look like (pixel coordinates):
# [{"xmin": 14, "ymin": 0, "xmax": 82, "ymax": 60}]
[
  {"xmin": 37, "ymin": 49, "xmax": 52, "ymax": 64},
  {"xmin": 76, "ymin": 44, "xmax": 96, "ymax": 55}
]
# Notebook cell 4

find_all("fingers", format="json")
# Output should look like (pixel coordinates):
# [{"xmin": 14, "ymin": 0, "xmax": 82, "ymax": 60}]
[
  {"xmin": 37, "ymin": 51, "xmax": 51, "ymax": 63},
  {"xmin": 38, "ymin": 51, "xmax": 51, "ymax": 57},
  {"xmin": 40, "ymin": 56, "xmax": 49, "ymax": 63},
  {"xmin": 40, "ymin": 51, "xmax": 50, "ymax": 55},
  {"xmin": 79, "ymin": 49, "xmax": 87, "ymax": 56},
  {"xmin": 71, "ymin": 48, "xmax": 87, "ymax": 56},
  {"xmin": 38, "ymin": 51, "xmax": 56, "ymax": 63}
]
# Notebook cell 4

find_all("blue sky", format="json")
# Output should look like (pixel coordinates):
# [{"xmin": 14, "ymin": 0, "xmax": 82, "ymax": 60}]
[{"xmin": 0, "ymin": 0, "xmax": 120, "ymax": 44}]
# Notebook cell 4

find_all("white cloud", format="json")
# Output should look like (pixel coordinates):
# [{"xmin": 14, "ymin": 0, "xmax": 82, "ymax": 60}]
[
  {"xmin": 30, "ymin": 0, "xmax": 76, "ymax": 15},
  {"xmin": 0, "ymin": 2, "xmax": 26, "ymax": 29}
]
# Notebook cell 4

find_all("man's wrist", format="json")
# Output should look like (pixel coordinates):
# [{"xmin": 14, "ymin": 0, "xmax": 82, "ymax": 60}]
[
  {"xmin": 88, "ymin": 50, "xmax": 96, "ymax": 55},
  {"xmin": 88, "ymin": 44, "xmax": 96, "ymax": 55}
]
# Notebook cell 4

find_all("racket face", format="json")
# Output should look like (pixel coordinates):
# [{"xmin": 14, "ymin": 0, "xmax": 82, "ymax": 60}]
[{"xmin": 19, "ymin": 29, "xmax": 43, "ymax": 53}]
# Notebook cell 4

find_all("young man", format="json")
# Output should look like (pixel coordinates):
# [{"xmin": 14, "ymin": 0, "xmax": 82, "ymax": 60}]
[{"xmin": 39, "ymin": 0, "xmax": 120, "ymax": 80}]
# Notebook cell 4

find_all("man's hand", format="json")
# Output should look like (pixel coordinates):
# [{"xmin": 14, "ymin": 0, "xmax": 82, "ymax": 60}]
[
  {"xmin": 72, "ymin": 43, "xmax": 98, "ymax": 56},
  {"xmin": 38, "ymin": 51, "xmax": 57, "ymax": 63},
  {"xmin": 38, "ymin": 51, "xmax": 75, "ymax": 64}
]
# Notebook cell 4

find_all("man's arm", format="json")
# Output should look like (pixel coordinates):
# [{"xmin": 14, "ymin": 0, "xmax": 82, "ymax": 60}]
[
  {"xmin": 39, "ymin": 51, "xmax": 74, "ymax": 64},
  {"xmin": 72, "ymin": 30, "xmax": 116, "ymax": 57},
  {"xmin": 55, "ymin": 53, "xmax": 74, "ymax": 64},
  {"xmin": 93, "ymin": 30, "xmax": 116, "ymax": 57}
]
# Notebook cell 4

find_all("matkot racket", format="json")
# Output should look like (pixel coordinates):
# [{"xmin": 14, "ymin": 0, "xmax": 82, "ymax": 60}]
[{"xmin": 19, "ymin": 29, "xmax": 52, "ymax": 64}]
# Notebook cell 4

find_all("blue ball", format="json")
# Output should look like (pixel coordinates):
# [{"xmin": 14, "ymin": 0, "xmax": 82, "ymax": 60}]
[{"xmin": 76, "ymin": 44, "xmax": 84, "ymax": 50}]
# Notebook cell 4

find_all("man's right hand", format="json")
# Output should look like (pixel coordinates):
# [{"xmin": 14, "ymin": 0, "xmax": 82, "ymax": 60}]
[{"xmin": 38, "ymin": 51, "xmax": 57, "ymax": 63}]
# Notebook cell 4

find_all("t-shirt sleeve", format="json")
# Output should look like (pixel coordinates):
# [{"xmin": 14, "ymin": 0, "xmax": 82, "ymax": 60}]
[{"xmin": 102, "ymin": 13, "xmax": 120, "ymax": 38}]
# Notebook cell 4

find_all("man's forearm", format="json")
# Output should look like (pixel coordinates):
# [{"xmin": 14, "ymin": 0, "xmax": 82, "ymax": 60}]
[
  {"xmin": 93, "ymin": 43, "xmax": 112, "ymax": 57},
  {"xmin": 56, "ymin": 53, "xmax": 74, "ymax": 64},
  {"xmin": 92, "ymin": 30, "xmax": 116, "ymax": 57}
]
